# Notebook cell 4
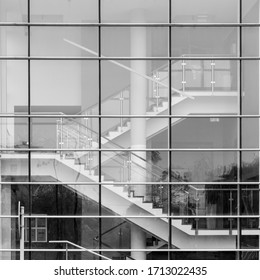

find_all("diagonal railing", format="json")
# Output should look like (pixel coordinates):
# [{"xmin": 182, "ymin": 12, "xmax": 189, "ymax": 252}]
[{"xmin": 49, "ymin": 240, "xmax": 111, "ymax": 260}]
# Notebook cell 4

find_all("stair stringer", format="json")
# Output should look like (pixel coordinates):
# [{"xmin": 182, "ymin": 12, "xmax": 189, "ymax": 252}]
[
  {"xmin": 1, "ymin": 154, "xmax": 236, "ymax": 249},
  {"xmin": 109, "ymin": 95, "xmax": 238, "ymax": 148}
]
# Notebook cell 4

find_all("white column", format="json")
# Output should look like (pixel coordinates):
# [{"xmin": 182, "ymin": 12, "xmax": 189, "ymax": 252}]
[
  {"xmin": 130, "ymin": 9, "xmax": 147, "ymax": 260},
  {"xmin": 131, "ymin": 224, "xmax": 146, "ymax": 260}
]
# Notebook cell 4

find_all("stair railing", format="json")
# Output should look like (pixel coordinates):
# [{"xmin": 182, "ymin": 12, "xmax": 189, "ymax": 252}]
[
  {"xmin": 49, "ymin": 240, "xmax": 111, "ymax": 260},
  {"xmin": 56, "ymin": 113, "xmax": 201, "ymax": 198}
]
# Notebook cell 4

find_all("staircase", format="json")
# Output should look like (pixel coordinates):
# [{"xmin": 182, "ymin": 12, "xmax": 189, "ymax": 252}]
[{"xmin": 1, "ymin": 57, "xmax": 246, "ymax": 249}]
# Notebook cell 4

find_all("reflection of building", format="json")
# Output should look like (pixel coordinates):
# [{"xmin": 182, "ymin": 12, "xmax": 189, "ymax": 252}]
[{"xmin": 0, "ymin": 0, "xmax": 260, "ymax": 260}]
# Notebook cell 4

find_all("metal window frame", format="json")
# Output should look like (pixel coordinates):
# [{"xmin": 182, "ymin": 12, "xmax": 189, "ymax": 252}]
[{"xmin": 0, "ymin": 0, "xmax": 259, "ymax": 260}]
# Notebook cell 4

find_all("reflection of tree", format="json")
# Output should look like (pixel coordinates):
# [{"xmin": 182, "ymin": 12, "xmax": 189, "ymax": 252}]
[{"xmin": 152, "ymin": 170, "xmax": 196, "ymax": 215}]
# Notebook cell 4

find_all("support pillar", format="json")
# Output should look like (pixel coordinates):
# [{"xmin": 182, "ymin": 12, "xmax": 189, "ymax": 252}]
[
  {"xmin": 130, "ymin": 9, "xmax": 147, "ymax": 260},
  {"xmin": 130, "ymin": 224, "xmax": 146, "ymax": 260}
]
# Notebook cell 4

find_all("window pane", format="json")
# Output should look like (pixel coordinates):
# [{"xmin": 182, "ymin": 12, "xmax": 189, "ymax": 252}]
[
  {"xmin": 242, "ymin": 60, "xmax": 259, "ymax": 114},
  {"xmin": 172, "ymin": 117, "xmax": 238, "ymax": 148},
  {"xmin": 101, "ymin": 28, "xmax": 168, "ymax": 57},
  {"xmin": 101, "ymin": 0, "xmax": 168, "ymax": 23},
  {"xmin": 30, "ymin": 0, "xmax": 98, "ymax": 23},
  {"xmin": 0, "ymin": 61, "xmax": 28, "ymax": 114},
  {"xmin": 31, "ymin": 27, "xmax": 98, "ymax": 57},
  {"xmin": 101, "ymin": 60, "xmax": 169, "ymax": 115},
  {"xmin": 172, "ymin": 0, "xmax": 238, "ymax": 23},
  {"xmin": 0, "ymin": 0, "xmax": 27, "ymax": 22},
  {"xmin": 172, "ymin": 27, "xmax": 238, "ymax": 57},
  {"xmin": 31, "ymin": 61, "xmax": 98, "ymax": 108},
  {"xmin": 171, "ymin": 151, "xmax": 237, "ymax": 182},
  {"xmin": 242, "ymin": 0, "xmax": 259, "ymax": 22}
]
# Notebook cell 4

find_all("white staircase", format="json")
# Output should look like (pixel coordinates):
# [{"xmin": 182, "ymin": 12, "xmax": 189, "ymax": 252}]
[
  {"xmin": 1, "ymin": 58, "xmax": 247, "ymax": 250},
  {"xmin": 2, "ymin": 152, "xmax": 241, "ymax": 249}
]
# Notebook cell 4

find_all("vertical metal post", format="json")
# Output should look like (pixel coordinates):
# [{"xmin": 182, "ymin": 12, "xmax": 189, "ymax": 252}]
[
  {"xmin": 119, "ymin": 91, "xmax": 124, "ymax": 131},
  {"xmin": 211, "ymin": 60, "xmax": 215, "ymax": 93},
  {"xmin": 127, "ymin": 152, "xmax": 131, "ymax": 197},
  {"xmin": 237, "ymin": 0, "xmax": 242, "ymax": 260},
  {"xmin": 182, "ymin": 58, "xmax": 186, "ymax": 92},
  {"xmin": 195, "ymin": 192, "xmax": 199, "ymax": 235},
  {"xmin": 60, "ymin": 117, "xmax": 63, "ymax": 158},
  {"xmin": 20, "ymin": 206, "xmax": 25, "ymax": 260},
  {"xmin": 229, "ymin": 190, "xmax": 233, "ymax": 235},
  {"xmin": 66, "ymin": 129, "xmax": 69, "ymax": 149},
  {"xmin": 168, "ymin": 0, "xmax": 173, "ymax": 260},
  {"xmin": 27, "ymin": 0, "xmax": 32, "ymax": 260},
  {"xmin": 78, "ymin": 124, "xmax": 80, "ymax": 148},
  {"xmin": 65, "ymin": 243, "xmax": 68, "ymax": 260},
  {"xmin": 98, "ymin": 0, "xmax": 102, "ymax": 260}
]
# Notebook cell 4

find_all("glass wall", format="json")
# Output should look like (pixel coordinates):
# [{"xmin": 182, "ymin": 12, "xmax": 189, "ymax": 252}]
[{"xmin": 0, "ymin": 0, "xmax": 259, "ymax": 260}]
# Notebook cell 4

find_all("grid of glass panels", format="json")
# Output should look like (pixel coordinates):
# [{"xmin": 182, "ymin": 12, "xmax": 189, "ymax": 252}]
[{"xmin": 0, "ymin": 0, "xmax": 260, "ymax": 260}]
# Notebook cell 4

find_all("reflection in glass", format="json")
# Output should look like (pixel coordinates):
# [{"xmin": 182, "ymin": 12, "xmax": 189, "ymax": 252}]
[
  {"xmin": 31, "ymin": 61, "xmax": 98, "ymax": 108},
  {"xmin": 30, "ymin": 0, "xmax": 98, "ymax": 23},
  {"xmin": 31, "ymin": 27, "xmax": 98, "ymax": 57},
  {"xmin": 171, "ymin": 117, "xmax": 237, "ymax": 149},
  {"xmin": 101, "ymin": 60, "xmax": 169, "ymax": 115},
  {"xmin": 172, "ymin": 60, "xmax": 238, "ymax": 92},
  {"xmin": 242, "ymin": 0, "xmax": 259, "ymax": 23},
  {"xmin": 0, "ymin": 61, "xmax": 28, "ymax": 114},
  {"xmin": 0, "ymin": 27, "xmax": 27, "ymax": 56},
  {"xmin": 0, "ymin": 0, "xmax": 27, "ymax": 22},
  {"xmin": 0, "ymin": 118, "xmax": 28, "ymax": 149},
  {"xmin": 31, "ymin": 117, "xmax": 99, "ymax": 150},
  {"xmin": 102, "ymin": 27, "xmax": 168, "ymax": 57},
  {"xmin": 242, "ymin": 60, "xmax": 259, "ymax": 114},
  {"xmin": 172, "ymin": 0, "xmax": 238, "ymax": 23},
  {"xmin": 101, "ymin": 0, "xmax": 168, "ymax": 23},
  {"xmin": 172, "ymin": 28, "xmax": 238, "ymax": 57}
]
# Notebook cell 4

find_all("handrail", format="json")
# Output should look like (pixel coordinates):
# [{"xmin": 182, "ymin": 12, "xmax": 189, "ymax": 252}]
[
  {"xmin": 59, "ymin": 114, "xmax": 200, "ymax": 190},
  {"xmin": 49, "ymin": 240, "xmax": 111, "ymax": 260},
  {"xmin": 81, "ymin": 85, "xmax": 130, "ymax": 117},
  {"xmin": 64, "ymin": 39, "xmax": 192, "ymax": 100},
  {"xmin": 94, "ymin": 221, "xmax": 126, "ymax": 241}
]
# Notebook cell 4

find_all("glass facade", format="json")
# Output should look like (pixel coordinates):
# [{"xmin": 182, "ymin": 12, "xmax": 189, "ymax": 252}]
[{"xmin": 0, "ymin": 0, "xmax": 259, "ymax": 260}]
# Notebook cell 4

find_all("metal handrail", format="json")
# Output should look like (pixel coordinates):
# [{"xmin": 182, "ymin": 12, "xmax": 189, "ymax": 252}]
[
  {"xmin": 58, "ymin": 113, "xmax": 200, "ymax": 191},
  {"xmin": 49, "ymin": 240, "xmax": 111, "ymax": 260}
]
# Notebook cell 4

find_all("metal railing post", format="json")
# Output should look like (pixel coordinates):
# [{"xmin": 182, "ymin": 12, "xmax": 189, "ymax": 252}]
[
  {"xmin": 119, "ymin": 91, "xmax": 124, "ymax": 131},
  {"xmin": 19, "ymin": 206, "xmax": 25, "ymax": 260},
  {"xmin": 127, "ymin": 152, "xmax": 131, "ymax": 197},
  {"xmin": 229, "ymin": 190, "xmax": 234, "ymax": 235},
  {"xmin": 195, "ymin": 192, "xmax": 199, "ymax": 235},
  {"xmin": 211, "ymin": 60, "xmax": 216, "ymax": 93},
  {"xmin": 65, "ymin": 243, "xmax": 68, "ymax": 260},
  {"xmin": 153, "ymin": 71, "xmax": 160, "ymax": 111},
  {"xmin": 182, "ymin": 58, "xmax": 186, "ymax": 92},
  {"xmin": 59, "ymin": 117, "xmax": 63, "ymax": 158}
]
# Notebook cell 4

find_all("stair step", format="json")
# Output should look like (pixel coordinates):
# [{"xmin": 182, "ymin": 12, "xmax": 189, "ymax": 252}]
[
  {"xmin": 108, "ymin": 131, "xmax": 120, "ymax": 139},
  {"xmin": 117, "ymin": 126, "xmax": 129, "ymax": 133},
  {"xmin": 172, "ymin": 219, "xmax": 192, "ymax": 231}
]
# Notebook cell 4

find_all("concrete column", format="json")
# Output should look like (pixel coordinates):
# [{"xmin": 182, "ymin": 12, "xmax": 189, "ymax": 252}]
[
  {"xmin": 130, "ymin": 224, "xmax": 146, "ymax": 260},
  {"xmin": 130, "ymin": 9, "xmax": 147, "ymax": 260}
]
